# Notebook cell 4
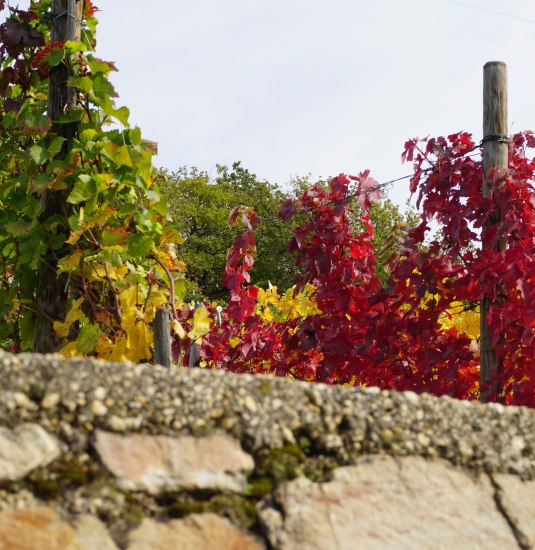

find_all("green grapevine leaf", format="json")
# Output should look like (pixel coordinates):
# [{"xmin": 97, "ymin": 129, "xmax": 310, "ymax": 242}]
[
  {"xmin": 92, "ymin": 74, "xmax": 117, "ymax": 98},
  {"xmin": 47, "ymin": 47, "xmax": 66, "ymax": 67},
  {"xmin": 29, "ymin": 144, "xmax": 48, "ymax": 165},
  {"xmin": 126, "ymin": 234, "xmax": 154, "ymax": 257},
  {"xmin": 68, "ymin": 75, "xmax": 93, "ymax": 93},
  {"xmin": 76, "ymin": 323, "xmax": 100, "ymax": 353}
]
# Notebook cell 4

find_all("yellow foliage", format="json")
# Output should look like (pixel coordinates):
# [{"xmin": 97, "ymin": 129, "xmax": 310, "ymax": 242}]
[
  {"xmin": 154, "ymin": 248, "xmax": 187, "ymax": 273},
  {"xmin": 188, "ymin": 306, "xmax": 213, "ymax": 343},
  {"xmin": 121, "ymin": 310, "xmax": 152, "ymax": 362},
  {"xmin": 57, "ymin": 341, "xmax": 78, "ymax": 357},
  {"xmin": 57, "ymin": 250, "xmax": 83, "ymax": 274},
  {"xmin": 403, "ymin": 275, "xmax": 480, "ymax": 343},
  {"xmin": 95, "ymin": 333, "xmax": 129, "ymax": 363},
  {"xmin": 255, "ymin": 283, "xmax": 320, "ymax": 322},
  {"xmin": 89, "ymin": 263, "xmax": 129, "ymax": 281},
  {"xmin": 65, "ymin": 229, "xmax": 84, "ymax": 246},
  {"xmin": 229, "ymin": 335, "xmax": 241, "ymax": 348},
  {"xmin": 56, "ymin": 283, "xmax": 171, "ymax": 363},
  {"xmin": 53, "ymin": 297, "xmax": 86, "ymax": 337},
  {"xmin": 439, "ymin": 301, "xmax": 480, "ymax": 341},
  {"xmin": 171, "ymin": 319, "xmax": 187, "ymax": 339},
  {"xmin": 144, "ymin": 290, "xmax": 168, "ymax": 321}
]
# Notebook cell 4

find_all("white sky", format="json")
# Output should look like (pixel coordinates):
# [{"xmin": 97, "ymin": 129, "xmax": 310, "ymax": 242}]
[{"xmin": 6, "ymin": 1, "xmax": 535, "ymax": 208}]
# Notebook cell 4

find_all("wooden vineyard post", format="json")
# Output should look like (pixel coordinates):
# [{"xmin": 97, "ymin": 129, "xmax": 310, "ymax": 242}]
[
  {"xmin": 480, "ymin": 61, "xmax": 508, "ymax": 403},
  {"xmin": 33, "ymin": 0, "xmax": 83, "ymax": 353},
  {"xmin": 153, "ymin": 307, "xmax": 172, "ymax": 368}
]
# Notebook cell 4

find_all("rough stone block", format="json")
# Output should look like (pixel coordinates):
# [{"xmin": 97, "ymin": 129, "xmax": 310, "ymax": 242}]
[
  {"xmin": 493, "ymin": 473, "xmax": 535, "ymax": 548},
  {"xmin": 94, "ymin": 430, "xmax": 254, "ymax": 494},
  {"xmin": 0, "ymin": 424, "xmax": 60, "ymax": 482},
  {"xmin": 127, "ymin": 513, "xmax": 263, "ymax": 550},
  {"xmin": 0, "ymin": 508, "xmax": 118, "ymax": 550},
  {"xmin": 258, "ymin": 455, "xmax": 519, "ymax": 550}
]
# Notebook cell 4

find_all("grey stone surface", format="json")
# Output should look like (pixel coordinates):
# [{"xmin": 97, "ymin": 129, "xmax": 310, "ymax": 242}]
[
  {"xmin": 0, "ymin": 352, "xmax": 533, "ymax": 549},
  {"xmin": 493, "ymin": 473, "xmax": 535, "ymax": 548},
  {"xmin": 127, "ymin": 514, "xmax": 264, "ymax": 550},
  {"xmin": 0, "ymin": 352, "xmax": 533, "ymax": 479},
  {"xmin": 94, "ymin": 430, "xmax": 254, "ymax": 494},
  {"xmin": 257, "ymin": 455, "xmax": 521, "ymax": 550},
  {"xmin": 0, "ymin": 424, "xmax": 60, "ymax": 481}
]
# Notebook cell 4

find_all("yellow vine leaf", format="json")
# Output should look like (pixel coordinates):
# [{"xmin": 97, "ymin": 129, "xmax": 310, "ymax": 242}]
[
  {"xmin": 284, "ymin": 284, "xmax": 321, "ymax": 319},
  {"xmin": 89, "ymin": 263, "xmax": 129, "ymax": 281},
  {"xmin": 54, "ymin": 297, "xmax": 86, "ymax": 337},
  {"xmin": 57, "ymin": 250, "xmax": 83, "ymax": 274},
  {"xmin": 188, "ymin": 306, "xmax": 213, "ymax": 343},
  {"xmin": 66, "ymin": 228, "xmax": 84, "ymax": 245},
  {"xmin": 58, "ymin": 341, "xmax": 78, "ymax": 357},
  {"xmin": 154, "ymin": 247, "xmax": 187, "ymax": 273},
  {"xmin": 119, "ymin": 286, "xmax": 139, "ymax": 312},
  {"xmin": 160, "ymin": 226, "xmax": 185, "ymax": 246},
  {"xmin": 440, "ymin": 301, "xmax": 480, "ymax": 341},
  {"xmin": 229, "ymin": 335, "xmax": 241, "ymax": 348},
  {"xmin": 171, "ymin": 319, "xmax": 187, "ymax": 340},
  {"xmin": 144, "ymin": 291, "xmax": 169, "ymax": 322},
  {"xmin": 102, "ymin": 141, "xmax": 133, "ymax": 167},
  {"xmin": 95, "ymin": 333, "xmax": 129, "ymax": 363},
  {"xmin": 121, "ymin": 310, "xmax": 153, "ymax": 362},
  {"xmin": 255, "ymin": 283, "xmax": 320, "ymax": 322}
]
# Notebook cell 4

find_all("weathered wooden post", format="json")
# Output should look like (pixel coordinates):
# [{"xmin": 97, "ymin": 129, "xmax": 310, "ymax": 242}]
[
  {"xmin": 34, "ymin": 0, "xmax": 83, "ymax": 352},
  {"xmin": 153, "ymin": 307, "xmax": 171, "ymax": 368},
  {"xmin": 480, "ymin": 61, "xmax": 508, "ymax": 403}
]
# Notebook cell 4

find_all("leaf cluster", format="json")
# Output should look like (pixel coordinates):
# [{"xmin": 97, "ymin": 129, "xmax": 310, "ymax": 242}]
[
  {"xmin": 159, "ymin": 163, "xmax": 417, "ymax": 298},
  {"xmin": 176, "ymin": 133, "xmax": 534, "ymax": 406},
  {"xmin": 0, "ymin": 1, "xmax": 183, "ymax": 358}
]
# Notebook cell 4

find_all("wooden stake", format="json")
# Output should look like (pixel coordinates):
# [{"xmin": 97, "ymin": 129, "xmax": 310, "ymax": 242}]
[
  {"xmin": 141, "ymin": 139, "xmax": 159, "ymax": 155},
  {"xmin": 480, "ymin": 61, "xmax": 508, "ymax": 403},
  {"xmin": 33, "ymin": 0, "xmax": 83, "ymax": 353},
  {"xmin": 153, "ymin": 307, "xmax": 172, "ymax": 368}
]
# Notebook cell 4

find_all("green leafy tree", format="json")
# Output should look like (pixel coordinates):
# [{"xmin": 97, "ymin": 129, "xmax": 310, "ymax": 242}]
[{"xmin": 159, "ymin": 163, "xmax": 299, "ymax": 299}]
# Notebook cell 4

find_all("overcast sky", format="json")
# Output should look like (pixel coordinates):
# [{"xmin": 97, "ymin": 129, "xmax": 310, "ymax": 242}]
[{"xmin": 6, "ymin": 1, "xmax": 535, "ymax": 208}]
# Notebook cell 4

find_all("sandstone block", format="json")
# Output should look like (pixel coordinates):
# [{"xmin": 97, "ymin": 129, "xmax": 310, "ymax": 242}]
[
  {"xmin": 0, "ymin": 508, "xmax": 118, "ymax": 550},
  {"xmin": 258, "ymin": 455, "xmax": 518, "ymax": 550},
  {"xmin": 0, "ymin": 424, "xmax": 60, "ymax": 481},
  {"xmin": 127, "ymin": 513, "xmax": 263, "ymax": 550},
  {"xmin": 94, "ymin": 430, "xmax": 254, "ymax": 494},
  {"xmin": 493, "ymin": 473, "xmax": 535, "ymax": 548}
]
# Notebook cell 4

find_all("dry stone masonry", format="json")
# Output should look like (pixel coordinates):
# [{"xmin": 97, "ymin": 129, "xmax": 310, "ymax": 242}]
[{"xmin": 0, "ymin": 350, "xmax": 534, "ymax": 549}]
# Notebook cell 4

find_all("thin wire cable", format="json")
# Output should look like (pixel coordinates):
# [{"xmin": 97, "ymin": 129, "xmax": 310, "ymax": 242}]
[
  {"xmin": 348, "ymin": 146, "xmax": 483, "ymax": 202},
  {"xmin": 442, "ymin": 0, "xmax": 535, "ymax": 25}
]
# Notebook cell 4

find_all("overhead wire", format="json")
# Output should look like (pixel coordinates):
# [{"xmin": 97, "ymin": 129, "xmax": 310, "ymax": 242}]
[
  {"xmin": 442, "ymin": 0, "xmax": 535, "ymax": 25},
  {"xmin": 348, "ymin": 139, "xmax": 487, "ymax": 203}
]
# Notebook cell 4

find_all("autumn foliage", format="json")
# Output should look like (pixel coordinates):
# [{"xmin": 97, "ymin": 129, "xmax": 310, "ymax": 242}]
[
  {"xmin": 1, "ymin": 3, "xmax": 534, "ymax": 408},
  {"xmin": 0, "ymin": 2, "xmax": 185, "ymax": 359},
  {"xmin": 176, "ymin": 132, "xmax": 535, "ymax": 407}
]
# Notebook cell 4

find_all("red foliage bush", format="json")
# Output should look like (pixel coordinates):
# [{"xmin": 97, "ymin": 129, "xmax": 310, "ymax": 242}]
[{"xmin": 176, "ymin": 132, "xmax": 535, "ymax": 406}]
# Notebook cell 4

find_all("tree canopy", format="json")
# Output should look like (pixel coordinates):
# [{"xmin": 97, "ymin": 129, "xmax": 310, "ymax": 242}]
[{"xmin": 159, "ymin": 163, "xmax": 418, "ymax": 298}]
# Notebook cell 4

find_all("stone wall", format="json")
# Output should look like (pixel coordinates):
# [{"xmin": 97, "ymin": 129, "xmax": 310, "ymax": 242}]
[{"xmin": 0, "ymin": 351, "xmax": 534, "ymax": 549}]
